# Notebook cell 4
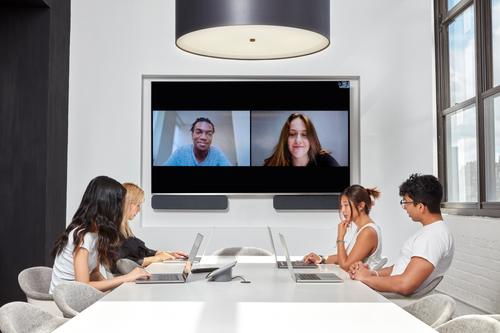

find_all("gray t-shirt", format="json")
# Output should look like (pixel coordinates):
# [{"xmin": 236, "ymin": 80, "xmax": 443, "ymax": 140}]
[
  {"xmin": 49, "ymin": 229, "xmax": 98, "ymax": 293},
  {"xmin": 163, "ymin": 144, "xmax": 231, "ymax": 166}
]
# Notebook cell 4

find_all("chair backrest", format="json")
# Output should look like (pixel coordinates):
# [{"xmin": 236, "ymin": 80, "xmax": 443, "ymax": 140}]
[
  {"xmin": 436, "ymin": 314, "xmax": 500, "ymax": 333},
  {"xmin": 212, "ymin": 247, "xmax": 272, "ymax": 256},
  {"xmin": 412, "ymin": 275, "xmax": 444, "ymax": 298},
  {"xmin": 53, "ymin": 281, "xmax": 104, "ymax": 318},
  {"xmin": 116, "ymin": 258, "xmax": 141, "ymax": 275},
  {"xmin": 403, "ymin": 294, "xmax": 456, "ymax": 328},
  {"xmin": 17, "ymin": 266, "xmax": 54, "ymax": 301},
  {"xmin": 0, "ymin": 301, "xmax": 67, "ymax": 333},
  {"xmin": 488, "ymin": 315, "xmax": 500, "ymax": 321}
]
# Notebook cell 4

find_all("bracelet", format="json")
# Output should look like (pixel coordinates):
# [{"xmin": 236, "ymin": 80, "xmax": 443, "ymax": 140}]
[
  {"xmin": 373, "ymin": 270, "xmax": 379, "ymax": 277},
  {"xmin": 336, "ymin": 240, "xmax": 345, "ymax": 244}
]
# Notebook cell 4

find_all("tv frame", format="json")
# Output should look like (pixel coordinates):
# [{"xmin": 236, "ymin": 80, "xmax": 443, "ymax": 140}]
[{"xmin": 141, "ymin": 76, "xmax": 360, "ymax": 196}]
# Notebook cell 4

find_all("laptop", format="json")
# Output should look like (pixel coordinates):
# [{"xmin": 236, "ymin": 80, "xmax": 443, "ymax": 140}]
[
  {"xmin": 279, "ymin": 233, "xmax": 343, "ymax": 283},
  {"xmin": 136, "ymin": 233, "xmax": 204, "ymax": 284},
  {"xmin": 267, "ymin": 227, "xmax": 317, "ymax": 269}
]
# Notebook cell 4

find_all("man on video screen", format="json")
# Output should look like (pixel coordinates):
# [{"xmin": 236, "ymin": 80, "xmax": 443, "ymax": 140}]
[{"xmin": 163, "ymin": 117, "xmax": 231, "ymax": 166}]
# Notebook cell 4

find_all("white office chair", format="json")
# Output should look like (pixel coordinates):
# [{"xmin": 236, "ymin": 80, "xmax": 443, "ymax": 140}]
[
  {"xmin": 403, "ymin": 294, "xmax": 455, "ymax": 328},
  {"xmin": 371, "ymin": 256, "xmax": 388, "ymax": 270},
  {"xmin": 0, "ymin": 301, "xmax": 67, "ymax": 333},
  {"xmin": 53, "ymin": 281, "xmax": 104, "ymax": 318},
  {"xmin": 213, "ymin": 247, "xmax": 272, "ymax": 256},
  {"xmin": 436, "ymin": 314, "xmax": 500, "ymax": 333},
  {"xmin": 17, "ymin": 266, "xmax": 62, "ymax": 316}
]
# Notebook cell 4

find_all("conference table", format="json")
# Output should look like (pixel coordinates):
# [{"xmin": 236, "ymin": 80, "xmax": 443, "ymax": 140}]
[{"xmin": 53, "ymin": 256, "xmax": 436, "ymax": 333}]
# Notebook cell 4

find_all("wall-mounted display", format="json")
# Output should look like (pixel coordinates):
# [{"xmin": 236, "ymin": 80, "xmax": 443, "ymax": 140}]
[{"xmin": 150, "ymin": 80, "xmax": 352, "ymax": 194}]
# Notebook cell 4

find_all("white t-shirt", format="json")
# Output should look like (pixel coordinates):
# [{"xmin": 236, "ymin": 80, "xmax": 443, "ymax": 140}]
[
  {"xmin": 346, "ymin": 223, "xmax": 384, "ymax": 270},
  {"xmin": 49, "ymin": 228, "xmax": 99, "ymax": 293},
  {"xmin": 391, "ymin": 220, "xmax": 454, "ymax": 293}
]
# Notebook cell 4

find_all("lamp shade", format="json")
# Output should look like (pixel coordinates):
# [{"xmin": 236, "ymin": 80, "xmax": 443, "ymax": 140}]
[{"xmin": 175, "ymin": 0, "xmax": 330, "ymax": 60}]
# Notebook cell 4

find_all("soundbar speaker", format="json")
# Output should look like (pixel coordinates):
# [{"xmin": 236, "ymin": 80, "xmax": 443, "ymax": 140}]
[
  {"xmin": 152, "ymin": 195, "xmax": 228, "ymax": 210},
  {"xmin": 273, "ymin": 195, "xmax": 339, "ymax": 210}
]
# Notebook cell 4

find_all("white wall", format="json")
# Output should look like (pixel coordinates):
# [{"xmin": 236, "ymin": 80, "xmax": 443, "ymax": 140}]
[{"xmin": 68, "ymin": 0, "xmax": 437, "ymax": 284}]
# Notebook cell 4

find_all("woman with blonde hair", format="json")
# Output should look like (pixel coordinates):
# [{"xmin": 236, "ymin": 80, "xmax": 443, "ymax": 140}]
[
  {"xmin": 264, "ymin": 113, "xmax": 340, "ymax": 167},
  {"xmin": 117, "ymin": 183, "xmax": 187, "ymax": 267},
  {"xmin": 304, "ymin": 185, "xmax": 384, "ymax": 271}
]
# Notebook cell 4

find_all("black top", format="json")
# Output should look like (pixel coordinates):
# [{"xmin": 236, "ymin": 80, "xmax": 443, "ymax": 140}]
[
  {"xmin": 118, "ymin": 236, "xmax": 157, "ymax": 265},
  {"xmin": 307, "ymin": 153, "xmax": 340, "ymax": 167}
]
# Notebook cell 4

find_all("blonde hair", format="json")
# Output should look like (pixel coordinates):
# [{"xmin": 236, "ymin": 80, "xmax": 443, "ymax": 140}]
[{"xmin": 120, "ymin": 183, "xmax": 144, "ymax": 238}]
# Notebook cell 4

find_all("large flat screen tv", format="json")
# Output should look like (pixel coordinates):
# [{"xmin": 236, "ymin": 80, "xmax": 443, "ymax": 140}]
[{"xmin": 150, "ymin": 80, "xmax": 352, "ymax": 194}]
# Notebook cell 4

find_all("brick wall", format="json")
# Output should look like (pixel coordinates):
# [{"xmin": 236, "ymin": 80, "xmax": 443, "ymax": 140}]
[{"xmin": 437, "ymin": 215, "xmax": 500, "ymax": 314}]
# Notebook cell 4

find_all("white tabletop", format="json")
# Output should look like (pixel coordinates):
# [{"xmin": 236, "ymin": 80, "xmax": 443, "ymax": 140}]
[{"xmin": 54, "ymin": 257, "xmax": 436, "ymax": 333}]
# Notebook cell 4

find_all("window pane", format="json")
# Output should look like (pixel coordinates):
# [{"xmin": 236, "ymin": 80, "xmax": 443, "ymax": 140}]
[
  {"xmin": 446, "ymin": 105, "xmax": 477, "ymax": 202},
  {"xmin": 449, "ymin": 6, "xmax": 476, "ymax": 106},
  {"xmin": 448, "ymin": 0, "xmax": 461, "ymax": 10},
  {"xmin": 485, "ymin": 93, "xmax": 500, "ymax": 201},
  {"xmin": 493, "ymin": 0, "xmax": 500, "ymax": 86}
]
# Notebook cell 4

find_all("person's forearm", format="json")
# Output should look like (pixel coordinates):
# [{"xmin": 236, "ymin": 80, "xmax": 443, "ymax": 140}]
[
  {"xmin": 336, "ymin": 242, "xmax": 349, "ymax": 270},
  {"xmin": 142, "ymin": 256, "xmax": 158, "ymax": 267},
  {"xmin": 377, "ymin": 265, "xmax": 393, "ymax": 277},
  {"xmin": 324, "ymin": 254, "xmax": 338, "ymax": 264},
  {"xmin": 82, "ymin": 275, "xmax": 127, "ymax": 292},
  {"xmin": 359, "ymin": 274, "xmax": 414, "ymax": 295}
]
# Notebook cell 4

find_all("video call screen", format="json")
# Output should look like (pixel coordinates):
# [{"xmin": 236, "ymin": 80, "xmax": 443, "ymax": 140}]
[{"xmin": 151, "ymin": 81, "xmax": 350, "ymax": 193}]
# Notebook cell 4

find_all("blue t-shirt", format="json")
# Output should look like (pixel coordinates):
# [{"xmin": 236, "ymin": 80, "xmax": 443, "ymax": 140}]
[{"xmin": 163, "ymin": 144, "xmax": 231, "ymax": 166}]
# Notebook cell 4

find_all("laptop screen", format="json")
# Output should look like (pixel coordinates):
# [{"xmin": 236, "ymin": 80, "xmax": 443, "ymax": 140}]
[
  {"xmin": 182, "ymin": 233, "xmax": 204, "ymax": 277},
  {"xmin": 278, "ymin": 233, "xmax": 296, "ymax": 281}
]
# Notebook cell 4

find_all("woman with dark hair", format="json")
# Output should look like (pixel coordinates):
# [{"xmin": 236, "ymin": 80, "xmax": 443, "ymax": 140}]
[
  {"xmin": 303, "ymin": 185, "xmax": 384, "ymax": 271},
  {"xmin": 49, "ymin": 176, "xmax": 150, "ymax": 293},
  {"xmin": 264, "ymin": 113, "xmax": 340, "ymax": 166}
]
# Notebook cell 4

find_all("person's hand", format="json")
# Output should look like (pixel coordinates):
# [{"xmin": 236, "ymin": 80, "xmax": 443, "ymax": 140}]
[
  {"xmin": 156, "ymin": 251, "xmax": 175, "ymax": 261},
  {"xmin": 303, "ymin": 252, "xmax": 321, "ymax": 264},
  {"xmin": 337, "ymin": 219, "xmax": 350, "ymax": 241},
  {"xmin": 349, "ymin": 261, "xmax": 373, "ymax": 281},
  {"xmin": 169, "ymin": 251, "xmax": 188, "ymax": 259},
  {"xmin": 124, "ymin": 267, "xmax": 151, "ymax": 282}
]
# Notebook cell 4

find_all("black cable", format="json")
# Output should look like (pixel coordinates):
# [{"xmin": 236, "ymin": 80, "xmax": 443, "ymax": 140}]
[{"xmin": 232, "ymin": 275, "xmax": 251, "ymax": 283}]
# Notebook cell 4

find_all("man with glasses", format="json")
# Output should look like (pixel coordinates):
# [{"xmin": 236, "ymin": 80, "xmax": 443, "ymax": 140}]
[
  {"xmin": 164, "ymin": 117, "xmax": 231, "ymax": 166},
  {"xmin": 349, "ymin": 174, "xmax": 454, "ymax": 296}
]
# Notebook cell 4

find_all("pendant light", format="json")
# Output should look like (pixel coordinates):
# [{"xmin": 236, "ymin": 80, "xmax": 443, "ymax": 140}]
[{"xmin": 176, "ymin": 0, "xmax": 330, "ymax": 60}]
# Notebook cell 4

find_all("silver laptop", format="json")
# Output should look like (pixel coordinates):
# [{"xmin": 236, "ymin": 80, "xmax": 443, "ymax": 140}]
[
  {"xmin": 268, "ymin": 227, "xmax": 317, "ymax": 269},
  {"xmin": 279, "ymin": 233, "xmax": 343, "ymax": 283},
  {"xmin": 136, "ymin": 233, "xmax": 204, "ymax": 284}
]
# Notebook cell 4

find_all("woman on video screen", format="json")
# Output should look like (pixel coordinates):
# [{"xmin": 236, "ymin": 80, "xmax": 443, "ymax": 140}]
[{"xmin": 264, "ymin": 113, "xmax": 340, "ymax": 167}]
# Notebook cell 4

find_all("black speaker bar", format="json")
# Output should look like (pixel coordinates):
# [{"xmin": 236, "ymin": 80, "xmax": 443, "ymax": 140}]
[
  {"xmin": 273, "ymin": 195, "xmax": 339, "ymax": 210},
  {"xmin": 152, "ymin": 195, "xmax": 228, "ymax": 210}
]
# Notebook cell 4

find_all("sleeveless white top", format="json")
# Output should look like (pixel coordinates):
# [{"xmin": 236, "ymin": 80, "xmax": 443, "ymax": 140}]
[{"xmin": 346, "ymin": 222, "xmax": 383, "ymax": 270}]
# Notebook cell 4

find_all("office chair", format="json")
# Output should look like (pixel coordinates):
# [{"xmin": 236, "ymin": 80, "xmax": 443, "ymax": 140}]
[
  {"xmin": 372, "ymin": 257, "xmax": 388, "ymax": 270},
  {"xmin": 18, "ymin": 266, "xmax": 61, "ymax": 316},
  {"xmin": 0, "ymin": 301, "xmax": 67, "ymax": 333},
  {"xmin": 115, "ymin": 258, "xmax": 141, "ymax": 274},
  {"xmin": 403, "ymin": 294, "xmax": 456, "ymax": 328},
  {"xmin": 53, "ymin": 281, "xmax": 104, "ymax": 318},
  {"xmin": 381, "ymin": 275, "xmax": 444, "ymax": 307},
  {"xmin": 212, "ymin": 246, "xmax": 273, "ymax": 256},
  {"xmin": 436, "ymin": 314, "xmax": 500, "ymax": 333}
]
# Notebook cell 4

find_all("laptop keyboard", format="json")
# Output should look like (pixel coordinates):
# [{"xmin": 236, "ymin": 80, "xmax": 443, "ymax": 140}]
[
  {"xmin": 155, "ymin": 274, "xmax": 182, "ymax": 281},
  {"xmin": 297, "ymin": 273, "xmax": 321, "ymax": 280}
]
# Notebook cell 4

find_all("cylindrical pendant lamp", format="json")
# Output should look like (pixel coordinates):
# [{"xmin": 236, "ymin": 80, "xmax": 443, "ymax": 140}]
[{"xmin": 176, "ymin": 0, "xmax": 330, "ymax": 60}]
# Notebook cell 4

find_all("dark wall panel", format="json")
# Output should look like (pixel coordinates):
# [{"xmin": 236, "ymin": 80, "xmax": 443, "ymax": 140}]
[{"xmin": 0, "ymin": 1, "xmax": 69, "ymax": 306}]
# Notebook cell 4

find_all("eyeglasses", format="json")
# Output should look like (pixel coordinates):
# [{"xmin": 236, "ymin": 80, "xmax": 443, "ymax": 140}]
[{"xmin": 399, "ymin": 199, "xmax": 417, "ymax": 207}]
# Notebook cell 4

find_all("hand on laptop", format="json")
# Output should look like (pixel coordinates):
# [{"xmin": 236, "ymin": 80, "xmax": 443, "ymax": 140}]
[
  {"xmin": 303, "ymin": 252, "xmax": 322, "ymax": 264},
  {"xmin": 169, "ymin": 251, "xmax": 189, "ymax": 259},
  {"xmin": 155, "ymin": 251, "xmax": 176, "ymax": 261},
  {"xmin": 125, "ymin": 267, "xmax": 151, "ymax": 282}
]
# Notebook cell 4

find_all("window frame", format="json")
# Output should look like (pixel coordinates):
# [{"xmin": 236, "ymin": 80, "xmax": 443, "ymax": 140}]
[{"xmin": 435, "ymin": 0, "xmax": 500, "ymax": 216}]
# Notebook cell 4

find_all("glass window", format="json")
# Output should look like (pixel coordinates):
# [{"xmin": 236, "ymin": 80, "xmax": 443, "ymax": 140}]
[
  {"xmin": 493, "ymin": 0, "xmax": 500, "ymax": 86},
  {"xmin": 448, "ymin": 0, "xmax": 462, "ymax": 10},
  {"xmin": 446, "ymin": 105, "xmax": 478, "ymax": 202},
  {"xmin": 448, "ymin": 6, "xmax": 476, "ymax": 106},
  {"xmin": 484, "ymin": 93, "xmax": 500, "ymax": 200}
]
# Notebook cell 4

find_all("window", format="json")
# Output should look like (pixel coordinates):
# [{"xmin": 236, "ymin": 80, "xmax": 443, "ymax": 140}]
[{"xmin": 436, "ymin": 0, "xmax": 500, "ymax": 216}]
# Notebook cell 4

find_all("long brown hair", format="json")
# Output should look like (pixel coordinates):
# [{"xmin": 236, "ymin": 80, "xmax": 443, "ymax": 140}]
[
  {"xmin": 264, "ymin": 113, "xmax": 327, "ymax": 166},
  {"xmin": 120, "ymin": 183, "xmax": 145, "ymax": 239},
  {"xmin": 51, "ymin": 176, "xmax": 126, "ymax": 268},
  {"xmin": 340, "ymin": 185, "xmax": 381, "ymax": 216}
]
